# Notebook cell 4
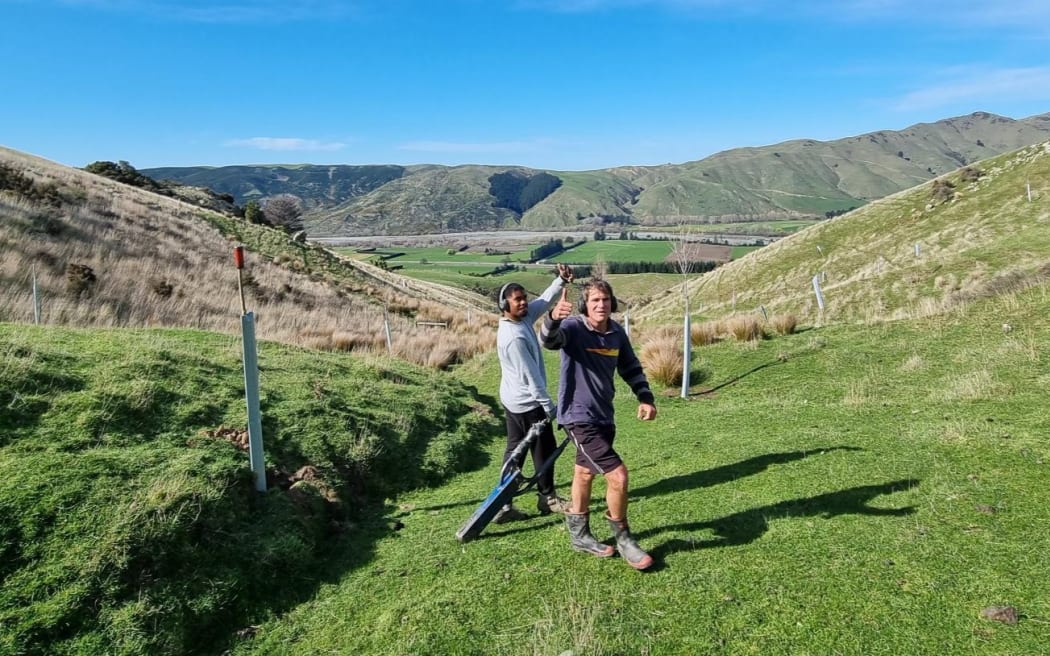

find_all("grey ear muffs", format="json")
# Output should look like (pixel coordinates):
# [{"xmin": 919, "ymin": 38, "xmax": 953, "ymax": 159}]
[
  {"xmin": 498, "ymin": 283, "xmax": 512, "ymax": 312},
  {"xmin": 577, "ymin": 289, "xmax": 619, "ymax": 315}
]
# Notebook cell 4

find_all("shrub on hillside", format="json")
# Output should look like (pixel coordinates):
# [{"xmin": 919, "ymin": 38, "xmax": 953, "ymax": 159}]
[
  {"xmin": 84, "ymin": 160, "xmax": 165, "ymax": 194},
  {"xmin": 1, "ymin": 163, "xmax": 63, "ymax": 206},
  {"xmin": 65, "ymin": 263, "xmax": 97, "ymax": 297},
  {"xmin": 243, "ymin": 199, "xmax": 264, "ymax": 224},
  {"xmin": 263, "ymin": 194, "xmax": 304, "ymax": 232},
  {"xmin": 930, "ymin": 179, "xmax": 955, "ymax": 203}
]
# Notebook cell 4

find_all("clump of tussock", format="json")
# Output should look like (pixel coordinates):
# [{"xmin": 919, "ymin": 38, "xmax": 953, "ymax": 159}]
[
  {"xmin": 392, "ymin": 333, "xmax": 465, "ymax": 370},
  {"xmin": 691, "ymin": 319, "xmax": 721, "ymax": 345},
  {"xmin": 724, "ymin": 314, "xmax": 765, "ymax": 341},
  {"xmin": 766, "ymin": 313, "xmax": 797, "ymax": 336},
  {"xmin": 331, "ymin": 330, "xmax": 386, "ymax": 352},
  {"xmin": 638, "ymin": 324, "xmax": 682, "ymax": 344},
  {"xmin": 639, "ymin": 336, "xmax": 683, "ymax": 386}
]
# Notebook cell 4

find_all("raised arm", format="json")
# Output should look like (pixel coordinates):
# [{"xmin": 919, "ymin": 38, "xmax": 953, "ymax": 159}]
[
  {"xmin": 527, "ymin": 265, "xmax": 573, "ymax": 322},
  {"xmin": 541, "ymin": 288, "xmax": 573, "ymax": 350}
]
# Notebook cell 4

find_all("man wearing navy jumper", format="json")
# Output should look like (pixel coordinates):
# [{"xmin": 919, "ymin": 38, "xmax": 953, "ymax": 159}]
[
  {"xmin": 541, "ymin": 278, "xmax": 657, "ymax": 570},
  {"xmin": 493, "ymin": 263, "xmax": 575, "ymax": 523}
]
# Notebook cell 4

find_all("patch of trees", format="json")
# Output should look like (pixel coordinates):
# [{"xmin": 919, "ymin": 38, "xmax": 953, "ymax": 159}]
[
  {"xmin": 530, "ymin": 238, "xmax": 565, "ymax": 261},
  {"xmin": 601, "ymin": 260, "xmax": 720, "ymax": 275},
  {"xmin": 466, "ymin": 263, "xmax": 522, "ymax": 278},
  {"xmin": 488, "ymin": 171, "xmax": 563, "ymax": 214},
  {"xmin": 84, "ymin": 160, "xmax": 166, "ymax": 194},
  {"xmin": 824, "ymin": 207, "xmax": 856, "ymax": 219}
]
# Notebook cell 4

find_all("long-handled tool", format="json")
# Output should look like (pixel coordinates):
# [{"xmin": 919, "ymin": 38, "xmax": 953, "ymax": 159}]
[{"xmin": 456, "ymin": 419, "xmax": 570, "ymax": 543}]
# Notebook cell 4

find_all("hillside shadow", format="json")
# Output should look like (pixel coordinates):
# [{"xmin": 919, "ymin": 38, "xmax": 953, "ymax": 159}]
[
  {"xmin": 638, "ymin": 478, "xmax": 919, "ymax": 566},
  {"xmin": 631, "ymin": 446, "xmax": 863, "ymax": 499}
]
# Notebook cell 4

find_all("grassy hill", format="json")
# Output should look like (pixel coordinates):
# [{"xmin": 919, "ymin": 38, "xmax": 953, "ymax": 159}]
[
  {"xmin": 2, "ymin": 276, "xmax": 1048, "ymax": 653},
  {"xmin": 637, "ymin": 141, "xmax": 1050, "ymax": 326},
  {"xmin": 0, "ymin": 146, "xmax": 496, "ymax": 369},
  {"xmin": 141, "ymin": 111, "xmax": 1050, "ymax": 236},
  {"xmin": 0, "ymin": 323, "xmax": 502, "ymax": 655}
]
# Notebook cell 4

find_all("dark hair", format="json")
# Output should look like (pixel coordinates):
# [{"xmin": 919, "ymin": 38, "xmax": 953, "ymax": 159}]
[
  {"xmin": 498, "ymin": 282, "xmax": 526, "ymax": 312},
  {"xmin": 578, "ymin": 279, "xmax": 618, "ymax": 315}
]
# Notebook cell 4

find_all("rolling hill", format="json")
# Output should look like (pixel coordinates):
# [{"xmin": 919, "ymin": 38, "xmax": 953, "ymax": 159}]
[{"xmin": 141, "ymin": 110, "xmax": 1050, "ymax": 236}]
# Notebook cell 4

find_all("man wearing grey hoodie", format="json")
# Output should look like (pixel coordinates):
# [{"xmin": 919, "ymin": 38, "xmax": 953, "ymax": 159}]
[{"xmin": 493, "ymin": 263, "xmax": 574, "ymax": 523}]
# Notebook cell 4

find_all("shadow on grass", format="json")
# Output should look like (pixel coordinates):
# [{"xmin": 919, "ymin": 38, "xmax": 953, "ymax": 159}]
[
  {"xmin": 691, "ymin": 338, "xmax": 824, "ymax": 397},
  {"xmin": 639, "ymin": 478, "xmax": 919, "ymax": 565},
  {"xmin": 632, "ymin": 447, "xmax": 863, "ymax": 499}
]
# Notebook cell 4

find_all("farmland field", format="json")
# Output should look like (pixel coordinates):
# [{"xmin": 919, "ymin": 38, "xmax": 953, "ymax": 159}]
[
  {"xmin": 549, "ymin": 241, "xmax": 761, "ymax": 264},
  {"xmin": 331, "ymin": 238, "xmax": 759, "ymax": 303}
]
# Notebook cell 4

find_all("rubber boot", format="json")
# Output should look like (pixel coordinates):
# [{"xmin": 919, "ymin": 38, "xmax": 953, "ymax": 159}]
[
  {"xmin": 565, "ymin": 512, "xmax": 614, "ymax": 557},
  {"xmin": 606, "ymin": 513, "xmax": 653, "ymax": 570},
  {"xmin": 537, "ymin": 493, "xmax": 571, "ymax": 515}
]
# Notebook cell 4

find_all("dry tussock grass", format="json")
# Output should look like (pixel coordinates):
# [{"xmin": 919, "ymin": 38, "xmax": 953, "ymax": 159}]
[
  {"xmin": 691, "ymin": 319, "xmax": 720, "ymax": 345},
  {"xmin": 0, "ymin": 148, "xmax": 497, "ymax": 369},
  {"xmin": 766, "ymin": 313, "xmax": 797, "ymax": 336},
  {"xmin": 638, "ymin": 324, "xmax": 682, "ymax": 344},
  {"xmin": 724, "ymin": 314, "xmax": 765, "ymax": 341},
  {"xmin": 934, "ymin": 369, "xmax": 1006, "ymax": 401},
  {"xmin": 639, "ymin": 335, "xmax": 683, "ymax": 386}
]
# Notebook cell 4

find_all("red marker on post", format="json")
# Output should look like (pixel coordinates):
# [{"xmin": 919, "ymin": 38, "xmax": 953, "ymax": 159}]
[{"xmin": 233, "ymin": 245, "xmax": 247, "ymax": 315}]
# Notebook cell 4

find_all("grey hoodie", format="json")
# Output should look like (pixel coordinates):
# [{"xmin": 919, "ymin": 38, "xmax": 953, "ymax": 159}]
[{"xmin": 496, "ymin": 276, "xmax": 567, "ymax": 414}]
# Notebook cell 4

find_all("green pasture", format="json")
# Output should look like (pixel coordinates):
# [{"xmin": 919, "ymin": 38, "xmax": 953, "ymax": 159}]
[
  {"xmin": 238, "ymin": 281, "xmax": 1049, "ymax": 655},
  {"xmin": 549, "ymin": 240, "xmax": 757, "ymax": 265},
  {"xmin": 4, "ymin": 279, "xmax": 1048, "ymax": 655},
  {"xmin": 550, "ymin": 240, "xmax": 673, "ymax": 264},
  {"xmin": 639, "ymin": 219, "xmax": 819, "ymax": 236}
]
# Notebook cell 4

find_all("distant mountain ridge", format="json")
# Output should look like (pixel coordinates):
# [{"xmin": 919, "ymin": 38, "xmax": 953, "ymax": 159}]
[{"xmin": 142, "ymin": 111, "xmax": 1050, "ymax": 236}]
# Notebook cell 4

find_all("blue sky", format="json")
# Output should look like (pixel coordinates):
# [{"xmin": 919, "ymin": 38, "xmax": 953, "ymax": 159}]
[{"xmin": 2, "ymin": 0, "xmax": 1049, "ymax": 171}]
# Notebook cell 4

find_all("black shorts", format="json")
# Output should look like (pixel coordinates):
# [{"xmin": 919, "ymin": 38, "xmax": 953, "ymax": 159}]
[{"xmin": 566, "ymin": 423, "xmax": 620, "ymax": 475}]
